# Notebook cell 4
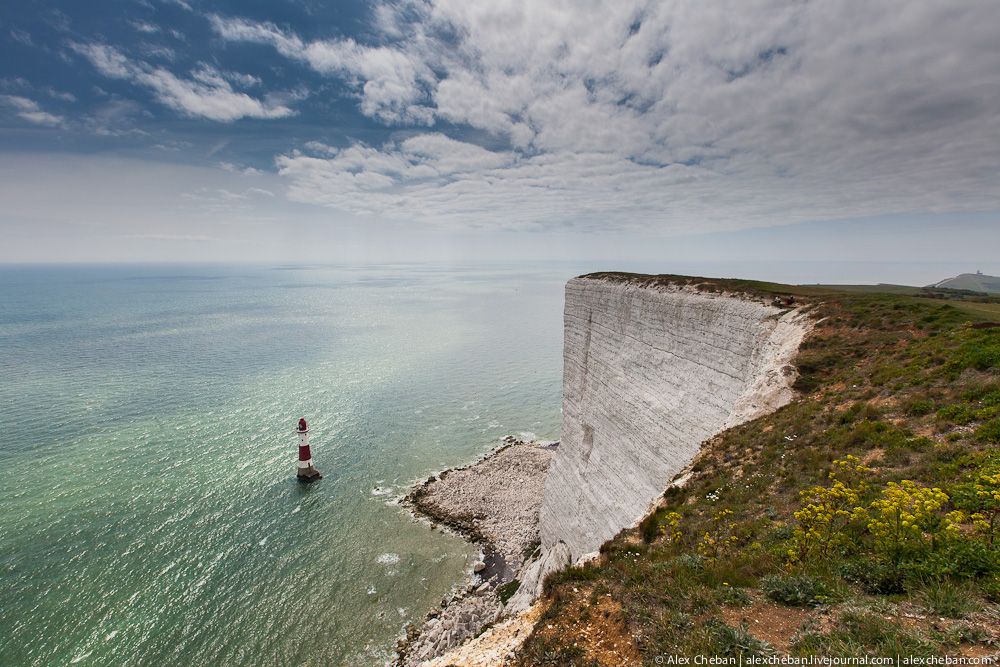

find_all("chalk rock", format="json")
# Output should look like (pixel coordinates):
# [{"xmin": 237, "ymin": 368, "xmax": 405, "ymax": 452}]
[
  {"xmin": 540, "ymin": 277, "xmax": 810, "ymax": 561},
  {"xmin": 504, "ymin": 540, "xmax": 572, "ymax": 615}
]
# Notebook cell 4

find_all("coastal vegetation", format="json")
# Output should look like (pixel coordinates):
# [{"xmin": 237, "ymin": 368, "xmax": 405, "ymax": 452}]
[{"xmin": 516, "ymin": 282, "xmax": 1000, "ymax": 664}]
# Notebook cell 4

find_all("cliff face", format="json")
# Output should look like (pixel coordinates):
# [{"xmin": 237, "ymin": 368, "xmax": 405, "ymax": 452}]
[{"xmin": 539, "ymin": 277, "xmax": 809, "ymax": 560}]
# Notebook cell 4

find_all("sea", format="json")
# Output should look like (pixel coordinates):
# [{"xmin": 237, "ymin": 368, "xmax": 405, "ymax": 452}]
[
  {"xmin": 0, "ymin": 260, "xmax": 989, "ymax": 666},
  {"xmin": 0, "ymin": 264, "xmax": 570, "ymax": 667}
]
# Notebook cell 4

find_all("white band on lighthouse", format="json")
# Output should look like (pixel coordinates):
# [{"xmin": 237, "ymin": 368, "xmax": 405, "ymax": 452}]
[{"xmin": 295, "ymin": 418, "xmax": 321, "ymax": 482}]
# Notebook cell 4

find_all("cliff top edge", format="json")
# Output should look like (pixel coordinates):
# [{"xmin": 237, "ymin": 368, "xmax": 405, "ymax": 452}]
[{"xmin": 577, "ymin": 272, "xmax": 1000, "ymax": 306}]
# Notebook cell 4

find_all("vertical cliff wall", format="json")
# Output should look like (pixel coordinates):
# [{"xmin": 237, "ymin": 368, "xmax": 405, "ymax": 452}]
[{"xmin": 539, "ymin": 276, "xmax": 809, "ymax": 560}]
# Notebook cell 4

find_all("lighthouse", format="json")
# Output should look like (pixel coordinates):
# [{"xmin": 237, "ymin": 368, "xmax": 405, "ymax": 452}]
[{"xmin": 296, "ymin": 417, "xmax": 322, "ymax": 482}]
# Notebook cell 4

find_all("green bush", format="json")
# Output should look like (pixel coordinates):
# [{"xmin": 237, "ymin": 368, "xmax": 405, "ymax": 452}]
[
  {"xmin": 764, "ymin": 524, "xmax": 794, "ymax": 545},
  {"xmin": 937, "ymin": 404, "xmax": 977, "ymax": 425},
  {"xmin": 639, "ymin": 511, "xmax": 661, "ymax": 543},
  {"xmin": 838, "ymin": 402, "xmax": 865, "ymax": 424},
  {"xmin": 975, "ymin": 418, "xmax": 1000, "ymax": 444},
  {"xmin": 543, "ymin": 563, "xmax": 603, "ymax": 593},
  {"xmin": 982, "ymin": 576, "xmax": 1000, "ymax": 603},
  {"xmin": 497, "ymin": 578, "xmax": 521, "ymax": 604},
  {"xmin": 949, "ymin": 330, "xmax": 1000, "ymax": 372},
  {"xmin": 909, "ymin": 540, "xmax": 999, "ymax": 580},
  {"xmin": 962, "ymin": 385, "xmax": 1000, "ymax": 403},
  {"xmin": 674, "ymin": 553, "xmax": 706, "ymax": 571},
  {"xmin": 704, "ymin": 619, "xmax": 775, "ymax": 657},
  {"xmin": 839, "ymin": 420, "xmax": 925, "ymax": 451},
  {"xmin": 906, "ymin": 399, "xmax": 935, "ymax": 416},
  {"xmin": 716, "ymin": 585, "xmax": 753, "ymax": 607},
  {"xmin": 840, "ymin": 560, "xmax": 906, "ymax": 595},
  {"xmin": 761, "ymin": 573, "xmax": 839, "ymax": 607},
  {"xmin": 519, "ymin": 637, "xmax": 595, "ymax": 666},
  {"xmin": 845, "ymin": 539, "xmax": 998, "ymax": 587}
]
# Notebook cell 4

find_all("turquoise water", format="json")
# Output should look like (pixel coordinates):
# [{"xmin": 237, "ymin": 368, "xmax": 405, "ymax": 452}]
[{"xmin": 0, "ymin": 264, "xmax": 567, "ymax": 666}]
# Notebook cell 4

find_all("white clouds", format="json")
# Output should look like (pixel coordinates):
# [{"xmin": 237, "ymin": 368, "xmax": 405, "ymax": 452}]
[
  {"xmin": 281, "ymin": 133, "xmax": 514, "ymax": 190},
  {"xmin": 219, "ymin": 161, "xmax": 263, "ymax": 176},
  {"xmin": 190, "ymin": 64, "xmax": 260, "ymax": 89},
  {"xmin": 74, "ymin": 42, "xmax": 133, "ymax": 78},
  {"xmin": 138, "ymin": 43, "xmax": 177, "ymax": 62},
  {"xmin": 44, "ymin": 88, "xmax": 77, "ymax": 103},
  {"xmin": 276, "ymin": 137, "xmax": 715, "ymax": 230},
  {"xmin": 182, "ymin": 185, "xmax": 275, "ymax": 206},
  {"xmin": 1, "ymin": 77, "xmax": 77, "ymax": 103},
  {"xmin": 85, "ymin": 98, "xmax": 151, "ymax": 137},
  {"xmin": 9, "ymin": 28, "xmax": 35, "ymax": 47},
  {"xmin": 70, "ymin": 42, "xmax": 296, "ymax": 122},
  {"xmin": 208, "ymin": 14, "xmax": 435, "ymax": 124},
  {"xmin": 0, "ymin": 94, "xmax": 65, "ymax": 126},
  {"xmin": 249, "ymin": 0, "xmax": 1000, "ymax": 233},
  {"xmin": 400, "ymin": 133, "xmax": 513, "ymax": 173},
  {"xmin": 129, "ymin": 20, "xmax": 160, "ymax": 34},
  {"xmin": 15, "ymin": 1, "xmax": 997, "ymax": 238},
  {"xmin": 433, "ymin": 71, "xmax": 533, "ymax": 146},
  {"xmin": 160, "ymin": 0, "xmax": 193, "ymax": 11}
]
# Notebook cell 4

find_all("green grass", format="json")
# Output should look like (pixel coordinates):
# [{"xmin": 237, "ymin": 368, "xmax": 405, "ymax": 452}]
[
  {"xmin": 761, "ymin": 574, "xmax": 841, "ymax": 607},
  {"xmin": 792, "ymin": 607, "xmax": 938, "ymax": 658},
  {"xmin": 701, "ymin": 620, "xmax": 776, "ymax": 657},
  {"xmin": 917, "ymin": 580, "xmax": 981, "ymax": 619},
  {"xmin": 517, "ymin": 637, "xmax": 598, "ymax": 667},
  {"xmin": 497, "ymin": 578, "xmax": 521, "ymax": 604}
]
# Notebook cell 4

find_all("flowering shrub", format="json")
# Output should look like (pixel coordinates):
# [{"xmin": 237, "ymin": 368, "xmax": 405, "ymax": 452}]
[
  {"xmin": 867, "ymin": 480, "xmax": 953, "ymax": 562},
  {"xmin": 829, "ymin": 455, "xmax": 873, "ymax": 485},
  {"xmin": 788, "ymin": 457, "xmax": 870, "ymax": 562},
  {"xmin": 786, "ymin": 454, "xmax": 1000, "ymax": 576},
  {"xmin": 698, "ymin": 508, "xmax": 739, "ymax": 560},
  {"xmin": 789, "ymin": 481, "xmax": 867, "ymax": 562},
  {"xmin": 950, "ymin": 469, "xmax": 1000, "ymax": 546},
  {"xmin": 658, "ymin": 511, "xmax": 683, "ymax": 544}
]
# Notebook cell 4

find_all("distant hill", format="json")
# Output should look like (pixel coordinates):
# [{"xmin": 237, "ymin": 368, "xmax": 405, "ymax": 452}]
[{"xmin": 929, "ymin": 272, "xmax": 1000, "ymax": 294}]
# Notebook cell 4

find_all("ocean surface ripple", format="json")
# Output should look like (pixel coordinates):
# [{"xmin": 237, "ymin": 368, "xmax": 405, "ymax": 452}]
[{"xmin": 0, "ymin": 264, "xmax": 564, "ymax": 666}]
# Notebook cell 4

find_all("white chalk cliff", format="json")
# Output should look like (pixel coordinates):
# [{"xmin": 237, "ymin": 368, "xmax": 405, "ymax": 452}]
[
  {"xmin": 505, "ymin": 277, "xmax": 810, "ymax": 616},
  {"xmin": 540, "ymin": 276, "xmax": 809, "ymax": 561},
  {"xmin": 505, "ymin": 277, "xmax": 808, "ymax": 617},
  {"xmin": 536, "ymin": 276, "xmax": 809, "ymax": 563},
  {"xmin": 428, "ymin": 276, "xmax": 812, "ymax": 664}
]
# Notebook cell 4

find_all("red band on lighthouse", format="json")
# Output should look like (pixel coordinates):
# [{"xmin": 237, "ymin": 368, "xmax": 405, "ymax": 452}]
[{"xmin": 295, "ymin": 417, "xmax": 321, "ymax": 482}]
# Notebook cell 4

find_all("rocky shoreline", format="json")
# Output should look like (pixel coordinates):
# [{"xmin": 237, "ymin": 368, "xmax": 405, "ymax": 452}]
[{"xmin": 394, "ymin": 436, "xmax": 556, "ymax": 666}]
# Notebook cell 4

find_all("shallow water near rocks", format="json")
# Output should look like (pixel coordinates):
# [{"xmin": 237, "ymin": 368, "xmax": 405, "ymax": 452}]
[{"xmin": 0, "ymin": 263, "xmax": 566, "ymax": 666}]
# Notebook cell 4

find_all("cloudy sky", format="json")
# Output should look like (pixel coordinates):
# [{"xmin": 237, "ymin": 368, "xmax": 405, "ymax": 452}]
[{"xmin": 1, "ymin": 0, "xmax": 998, "ymax": 273}]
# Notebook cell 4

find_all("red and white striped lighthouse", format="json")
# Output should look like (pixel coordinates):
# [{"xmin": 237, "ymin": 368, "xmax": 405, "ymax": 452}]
[{"xmin": 296, "ymin": 417, "xmax": 322, "ymax": 482}]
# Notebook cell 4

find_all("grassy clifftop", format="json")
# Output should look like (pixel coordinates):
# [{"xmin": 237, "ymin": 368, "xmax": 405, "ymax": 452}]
[{"xmin": 516, "ymin": 280, "xmax": 1000, "ymax": 665}]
